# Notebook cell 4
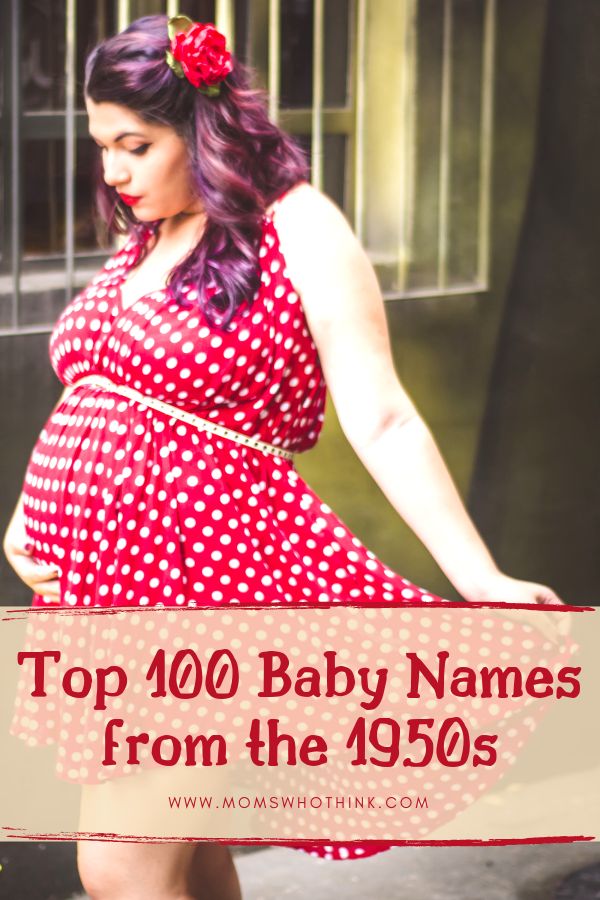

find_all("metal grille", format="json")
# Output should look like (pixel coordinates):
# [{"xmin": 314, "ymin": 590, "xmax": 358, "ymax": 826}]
[
  {"xmin": 356, "ymin": 0, "xmax": 496, "ymax": 298},
  {"xmin": 240, "ymin": 0, "xmax": 495, "ymax": 300},
  {"xmin": 0, "ymin": 0, "xmax": 496, "ymax": 336},
  {"xmin": 0, "ymin": 0, "xmax": 119, "ymax": 336}
]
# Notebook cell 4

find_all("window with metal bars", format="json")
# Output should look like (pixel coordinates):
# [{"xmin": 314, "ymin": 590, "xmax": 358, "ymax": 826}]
[{"xmin": 0, "ymin": 0, "xmax": 495, "ymax": 335}]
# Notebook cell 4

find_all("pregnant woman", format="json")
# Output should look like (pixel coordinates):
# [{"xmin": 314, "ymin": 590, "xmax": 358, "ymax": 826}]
[{"xmin": 3, "ymin": 13, "xmax": 568, "ymax": 900}]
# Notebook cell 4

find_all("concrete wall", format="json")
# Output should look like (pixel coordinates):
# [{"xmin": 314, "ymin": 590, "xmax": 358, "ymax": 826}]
[{"xmin": 469, "ymin": 0, "xmax": 600, "ymax": 603}]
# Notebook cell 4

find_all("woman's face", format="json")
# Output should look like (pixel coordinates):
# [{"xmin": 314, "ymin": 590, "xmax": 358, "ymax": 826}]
[{"xmin": 85, "ymin": 98, "xmax": 201, "ymax": 221}]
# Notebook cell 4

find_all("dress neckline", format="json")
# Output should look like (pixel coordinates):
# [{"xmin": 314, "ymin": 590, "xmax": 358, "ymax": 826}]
[
  {"xmin": 114, "ymin": 183, "xmax": 308, "ymax": 314},
  {"xmin": 115, "ymin": 224, "xmax": 170, "ymax": 314}
]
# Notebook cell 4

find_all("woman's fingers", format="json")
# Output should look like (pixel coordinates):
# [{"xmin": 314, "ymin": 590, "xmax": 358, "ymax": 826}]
[
  {"xmin": 4, "ymin": 528, "xmax": 62, "ymax": 601},
  {"xmin": 6, "ymin": 546, "xmax": 61, "ymax": 599},
  {"xmin": 31, "ymin": 563, "xmax": 61, "ymax": 583},
  {"xmin": 33, "ymin": 579, "xmax": 61, "ymax": 602},
  {"xmin": 490, "ymin": 579, "xmax": 571, "ymax": 642},
  {"xmin": 532, "ymin": 584, "xmax": 565, "ymax": 605},
  {"xmin": 529, "ymin": 610, "xmax": 565, "ymax": 644},
  {"xmin": 492, "ymin": 605, "xmax": 564, "ymax": 646},
  {"xmin": 531, "ymin": 583, "xmax": 571, "ymax": 636},
  {"xmin": 15, "ymin": 554, "xmax": 58, "ymax": 582}
]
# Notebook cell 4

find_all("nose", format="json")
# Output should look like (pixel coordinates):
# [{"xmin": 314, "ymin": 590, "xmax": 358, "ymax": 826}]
[{"xmin": 102, "ymin": 150, "xmax": 129, "ymax": 189}]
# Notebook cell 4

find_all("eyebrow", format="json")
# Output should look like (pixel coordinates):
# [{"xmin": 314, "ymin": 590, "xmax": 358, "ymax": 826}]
[{"xmin": 89, "ymin": 131, "xmax": 148, "ymax": 144}]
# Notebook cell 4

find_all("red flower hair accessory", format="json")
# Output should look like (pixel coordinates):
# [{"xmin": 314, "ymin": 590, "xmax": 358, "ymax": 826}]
[{"xmin": 165, "ymin": 15, "xmax": 233, "ymax": 97}]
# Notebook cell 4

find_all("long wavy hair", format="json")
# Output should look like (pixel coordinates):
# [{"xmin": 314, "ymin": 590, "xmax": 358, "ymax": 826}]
[{"xmin": 84, "ymin": 15, "xmax": 309, "ymax": 329}]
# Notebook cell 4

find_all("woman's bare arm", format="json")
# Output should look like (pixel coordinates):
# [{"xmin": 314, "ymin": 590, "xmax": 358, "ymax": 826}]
[{"xmin": 273, "ymin": 185, "xmax": 565, "ymax": 611}]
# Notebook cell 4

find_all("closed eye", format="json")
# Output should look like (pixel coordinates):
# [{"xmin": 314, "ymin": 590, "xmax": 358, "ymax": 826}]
[{"xmin": 130, "ymin": 144, "xmax": 150, "ymax": 156}]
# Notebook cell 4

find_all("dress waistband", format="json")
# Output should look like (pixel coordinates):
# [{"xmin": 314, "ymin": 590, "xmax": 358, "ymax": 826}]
[{"xmin": 70, "ymin": 374, "xmax": 295, "ymax": 461}]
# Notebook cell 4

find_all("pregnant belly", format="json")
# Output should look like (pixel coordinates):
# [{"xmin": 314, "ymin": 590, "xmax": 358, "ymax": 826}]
[
  {"xmin": 23, "ymin": 387, "xmax": 407, "ymax": 610},
  {"xmin": 20, "ymin": 387, "xmax": 297, "ymax": 608},
  {"xmin": 21, "ymin": 389, "xmax": 194, "ymax": 607}
]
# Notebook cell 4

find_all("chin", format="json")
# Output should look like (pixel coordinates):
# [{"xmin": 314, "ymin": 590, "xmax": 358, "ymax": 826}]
[
  {"xmin": 131, "ymin": 208, "xmax": 157, "ymax": 221},
  {"xmin": 136, "ymin": 207, "xmax": 179, "ymax": 222}
]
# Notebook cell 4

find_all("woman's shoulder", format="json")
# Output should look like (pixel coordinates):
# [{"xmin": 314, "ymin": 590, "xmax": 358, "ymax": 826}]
[
  {"xmin": 267, "ymin": 182, "xmax": 361, "ymax": 283},
  {"xmin": 268, "ymin": 181, "xmax": 345, "ymax": 225}
]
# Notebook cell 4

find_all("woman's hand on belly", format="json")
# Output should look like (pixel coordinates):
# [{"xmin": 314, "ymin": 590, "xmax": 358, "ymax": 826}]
[{"xmin": 3, "ymin": 494, "xmax": 61, "ymax": 603}]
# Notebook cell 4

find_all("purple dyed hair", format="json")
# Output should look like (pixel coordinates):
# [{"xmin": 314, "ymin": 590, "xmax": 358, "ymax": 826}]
[{"xmin": 84, "ymin": 14, "xmax": 310, "ymax": 329}]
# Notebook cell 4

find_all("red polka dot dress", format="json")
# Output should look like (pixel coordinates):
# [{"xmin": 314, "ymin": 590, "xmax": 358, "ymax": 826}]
[
  {"xmin": 22, "ymin": 190, "xmax": 443, "ymax": 615},
  {"xmin": 19, "ymin": 186, "xmax": 565, "ymax": 862}
]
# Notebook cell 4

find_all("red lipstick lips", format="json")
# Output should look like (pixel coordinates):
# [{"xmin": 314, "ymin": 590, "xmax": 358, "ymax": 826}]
[{"xmin": 118, "ymin": 193, "xmax": 142, "ymax": 206}]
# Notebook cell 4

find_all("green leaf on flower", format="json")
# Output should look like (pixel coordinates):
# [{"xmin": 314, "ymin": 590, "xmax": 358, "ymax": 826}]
[
  {"xmin": 165, "ymin": 50, "xmax": 185, "ymax": 78},
  {"xmin": 199, "ymin": 84, "xmax": 221, "ymax": 97},
  {"xmin": 167, "ymin": 15, "xmax": 194, "ymax": 42}
]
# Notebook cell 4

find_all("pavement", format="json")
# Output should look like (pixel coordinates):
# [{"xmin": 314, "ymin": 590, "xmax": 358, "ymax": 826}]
[
  {"xmin": 231, "ymin": 843, "xmax": 600, "ymax": 900},
  {"xmin": 2, "ymin": 840, "xmax": 600, "ymax": 899}
]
